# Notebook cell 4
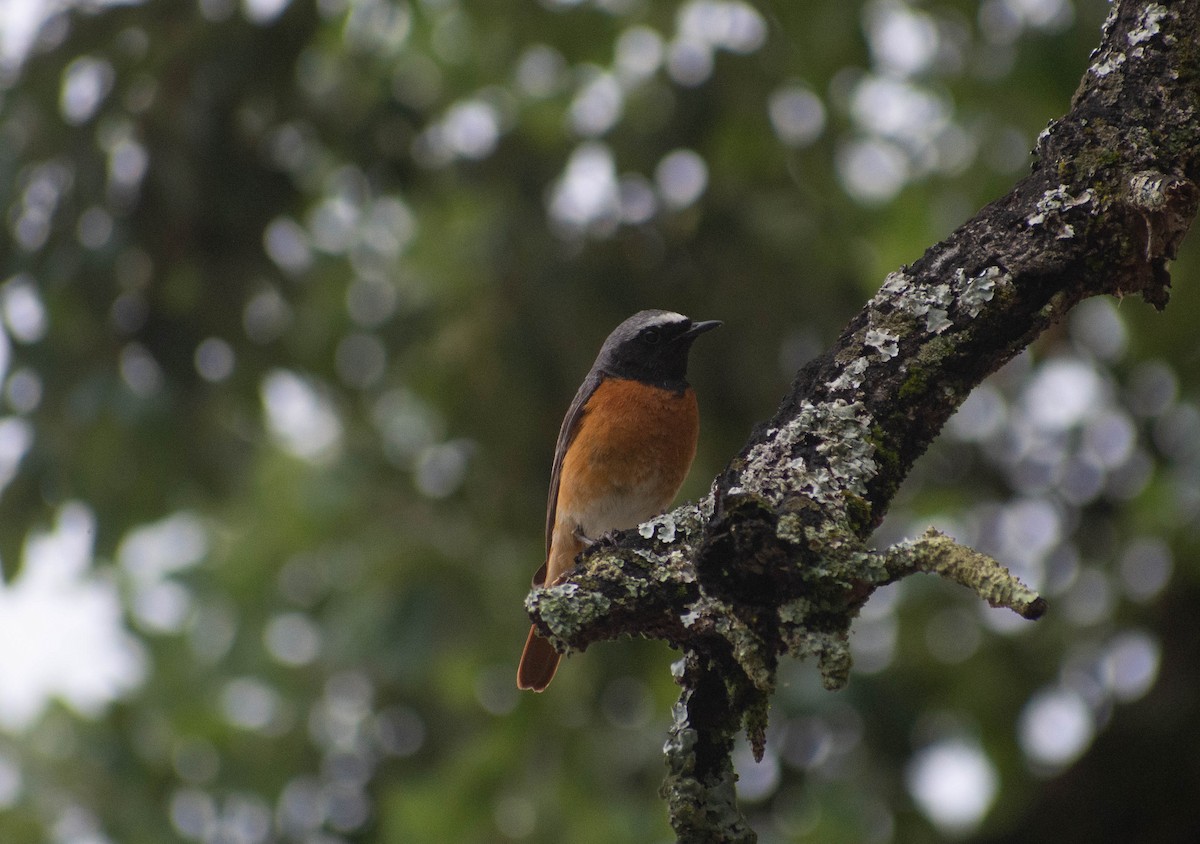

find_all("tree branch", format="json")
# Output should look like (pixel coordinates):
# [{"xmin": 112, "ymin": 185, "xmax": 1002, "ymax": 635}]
[{"xmin": 526, "ymin": 2, "xmax": 1200, "ymax": 840}]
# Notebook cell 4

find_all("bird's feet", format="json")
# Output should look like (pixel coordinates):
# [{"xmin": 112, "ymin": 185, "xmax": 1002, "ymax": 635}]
[{"xmin": 573, "ymin": 526, "xmax": 625, "ymax": 549}]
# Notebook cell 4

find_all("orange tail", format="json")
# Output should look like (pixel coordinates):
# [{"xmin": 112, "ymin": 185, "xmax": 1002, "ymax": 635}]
[{"xmin": 517, "ymin": 626, "xmax": 561, "ymax": 691}]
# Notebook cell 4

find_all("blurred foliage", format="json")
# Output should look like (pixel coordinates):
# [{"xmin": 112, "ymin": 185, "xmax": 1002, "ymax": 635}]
[{"xmin": 0, "ymin": 0, "xmax": 1198, "ymax": 842}]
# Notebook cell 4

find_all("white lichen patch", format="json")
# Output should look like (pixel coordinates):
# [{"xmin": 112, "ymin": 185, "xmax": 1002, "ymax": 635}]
[
  {"xmin": 925, "ymin": 307, "xmax": 951, "ymax": 333},
  {"xmin": 1101, "ymin": 3, "xmax": 1119, "ymax": 37},
  {"xmin": 737, "ymin": 399, "xmax": 877, "ymax": 509},
  {"xmin": 829, "ymin": 356, "xmax": 869, "ymax": 391},
  {"xmin": 870, "ymin": 273, "xmax": 955, "ymax": 337},
  {"xmin": 1128, "ymin": 4, "xmax": 1167, "ymax": 46},
  {"xmin": 1028, "ymin": 186, "xmax": 1095, "ymax": 225},
  {"xmin": 879, "ymin": 270, "xmax": 911, "ymax": 295},
  {"xmin": 1092, "ymin": 51, "xmax": 1126, "ymax": 77},
  {"xmin": 864, "ymin": 328, "xmax": 899, "ymax": 361},
  {"xmin": 639, "ymin": 512, "xmax": 678, "ymax": 542},
  {"xmin": 953, "ymin": 266, "xmax": 1011, "ymax": 318},
  {"xmin": 901, "ymin": 282, "xmax": 954, "ymax": 334},
  {"xmin": 1027, "ymin": 186, "xmax": 1094, "ymax": 238},
  {"xmin": 1129, "ymin": 171, "xmax": 1171, "ymax": 210}
]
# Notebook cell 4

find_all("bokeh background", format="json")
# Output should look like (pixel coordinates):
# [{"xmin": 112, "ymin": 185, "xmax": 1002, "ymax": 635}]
[{"xmin": 1, "ymin": 0, "xmax": 1198, "ymax": 842}]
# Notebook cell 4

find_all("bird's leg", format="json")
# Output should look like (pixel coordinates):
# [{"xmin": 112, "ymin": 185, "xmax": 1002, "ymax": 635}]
[{"xmin": 573, "ymin": 526, "xmax": 597, "ymax": 547}]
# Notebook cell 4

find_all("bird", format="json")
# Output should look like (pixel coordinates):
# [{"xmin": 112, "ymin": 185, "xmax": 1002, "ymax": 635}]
[{"xmin": 517, "ymin": 309, "xmax": 721, "ymax": 691}]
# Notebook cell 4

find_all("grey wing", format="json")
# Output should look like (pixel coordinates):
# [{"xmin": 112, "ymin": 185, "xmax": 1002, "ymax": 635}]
[{"xmin": 534, "ymin": 371, "xmax": 602, "ymax": 586}]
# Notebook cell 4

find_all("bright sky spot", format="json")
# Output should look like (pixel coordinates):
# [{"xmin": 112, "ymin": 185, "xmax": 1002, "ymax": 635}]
[
  {"xmin": 60, "ymin": 56, "xmax": 115, "ymax": 124},
  {"xmin": 734, "ymin": 740, "xmax": 781, "ymax": 802},
  {"xmin": 837, "ymin": 137, "xmax": 909, "ymax": 205},
  {"xmin": 261, "ymin": 370, "xmax": 343, "ymax": 464},
  {"xmin": 243, "ymin": 0, "xmax": 291, "ymax": 24},
  {"xmin": 865, "ymin": 0, "xmax": 939, "ymax": 78},
  {"xmin": 0, "ymin": 416, "xmax": 32, "ymax": 495},
  {"xmin": 308, "ymin": 196, "xmax": 359, "ymax": 254},
  {"xmin": 360, "ymin": 196, "xmax": 416, "ymax": 259},
  {"xmin": 655, "ymin": 148, "xmax": 708, "ymax": 210},
  {"xmin": 1019, "ymin": 686, "xmax": 1094, "ymax": 769},
  {"xmin": 0, "ymin": 503, "xmax": 146, "ymax": 732},
  {"xmin": 947, "ymin": 383, "xmax": 1007, "ymax": 442},
  {"xmin": 677, "ymin": 0, "xmax": 767, "ymax": 55},
  {"xmin": 2, "ymin": 276, "xmax": 49, "ymax": 343},
  {"xmin": 1082, "ymin": 410, "xmax": 1135, "ymax": 468},
  {"xmin": 1102, "ymin": 629, "xmax": 1160, "ymax": 702},
  {"xmin": 263, "ymin": 216, "xmax": 314, "ymax": 274},
  {"xmin": 768, "ymin": 86, "xmax": 826, "ymax": 148},
  {"xmin": 119, "ymin": 342, "xmax": 163, "ymax": 397},
  {"xmin": 414, "ymin": 440, "xmax": 471, "ymax": 498},
  {"xmin": 442, "ymin": 99, "xmax": 501, "ymax": 159},
  {"xmin": 666, "ymin": 37, "xmax": 713, "ymax": 87},
  {"xmin": 1069, "ymin": 297, "xmax": 1128, "ymax": 361},
  {"xmin": 343, "ymin": 0, "xmax": 411, "ymax": 53},
  {"xmin": 995, "ymin": 497, "xmax": 1058, "ymax": 586},
  {"xmin": 851, "ymin": 76, "xmax": 949, "ymax": 144},
  {"xmin": 264, "ymin": 613, "xmax": 321, "ymax": 667},
  {"xmin": 170, "ymin": 788, "xmax": 217, "ymax": 840},
  {"xmin": 5, "ymin": 369, "xmax": 41, "ymax": 414},
  {"xmin": 119, "ymin": 511, "xmax": 208, "ymax": 634},
  {"xmin": 614, "ymin": 26, "xmax": 663, "ymax": 83},
  {"xmin": 548, "ymin": 142, "xmax": 621, "ymax": 235},
  {"xmin": 221, "ymin": 677, "xmax": 280, "ymax": 731},
  {"xmin": 570, "ymin": 72, "xmax": 624, "ymax": 138},
  {"xmin": 194, "ymin": 337, "xmax": 236, "ymax": 382},
  {"xmin": 906, "ymin": 738, "xmax": 998, "ymax": 836},
  {"xmin": 515, "ymin": 44, "xmax": 566, "ymax": 98},
  {"xmin": 1022, "ymin": 358, "xmax": 1106, "ymax": 430},
  {"xmin": 1004, "ymin": 0, "xmax": 1074, "ymax": 31}
]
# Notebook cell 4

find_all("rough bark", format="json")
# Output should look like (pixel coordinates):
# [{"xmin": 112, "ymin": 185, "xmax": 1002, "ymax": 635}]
[{"xmin": 525, "ymin": 2, "xmax": 1200, "ymax": 840}]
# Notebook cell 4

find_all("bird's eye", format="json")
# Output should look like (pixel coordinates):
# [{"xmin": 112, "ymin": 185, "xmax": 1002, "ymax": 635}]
[{"xmin": 641, "ymin": 328, "xmax": 662, "ymax": 345}]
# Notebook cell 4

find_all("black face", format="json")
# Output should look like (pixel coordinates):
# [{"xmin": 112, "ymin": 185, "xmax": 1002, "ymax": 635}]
[{"xmin": 594, "ymin": 310, "xmax": 721, "ymax": 389}]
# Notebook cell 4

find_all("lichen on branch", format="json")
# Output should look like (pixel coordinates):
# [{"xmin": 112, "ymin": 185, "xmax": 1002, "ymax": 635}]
[
  {"xmin": 525, "ymin": 2, "xmax": 1200, "ymax": 841},
  {"xmin": 882, "ymin": 528, "xmax": 1048, "ymax": 621}
]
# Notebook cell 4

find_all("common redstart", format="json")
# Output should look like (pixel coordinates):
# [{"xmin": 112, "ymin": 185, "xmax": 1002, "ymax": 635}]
[{"xmin": 517, "ymin": 310, "xmax": 721, "ymax": 691}]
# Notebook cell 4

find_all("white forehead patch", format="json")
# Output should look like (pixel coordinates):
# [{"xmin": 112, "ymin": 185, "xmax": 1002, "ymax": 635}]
[{"xmin": 647, "ymin": 311, "xmax": 688, "ymax": 326}]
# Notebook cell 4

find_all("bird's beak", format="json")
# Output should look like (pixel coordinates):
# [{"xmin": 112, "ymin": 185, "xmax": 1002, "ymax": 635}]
[{"xmin": 682, "ymin": 319, "xmax": 723, "ymax": 338}]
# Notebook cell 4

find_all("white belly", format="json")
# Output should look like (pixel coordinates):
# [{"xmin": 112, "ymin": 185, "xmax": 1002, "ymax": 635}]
[{"xmin": 568, "ymin": 479, "xmax": 671, "ymax": 539}]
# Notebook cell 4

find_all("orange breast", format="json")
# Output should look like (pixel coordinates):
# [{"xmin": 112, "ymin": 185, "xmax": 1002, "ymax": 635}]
[{"xmin": 550, "ymin": 378, "xmax": 699, "ymax": 583}]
